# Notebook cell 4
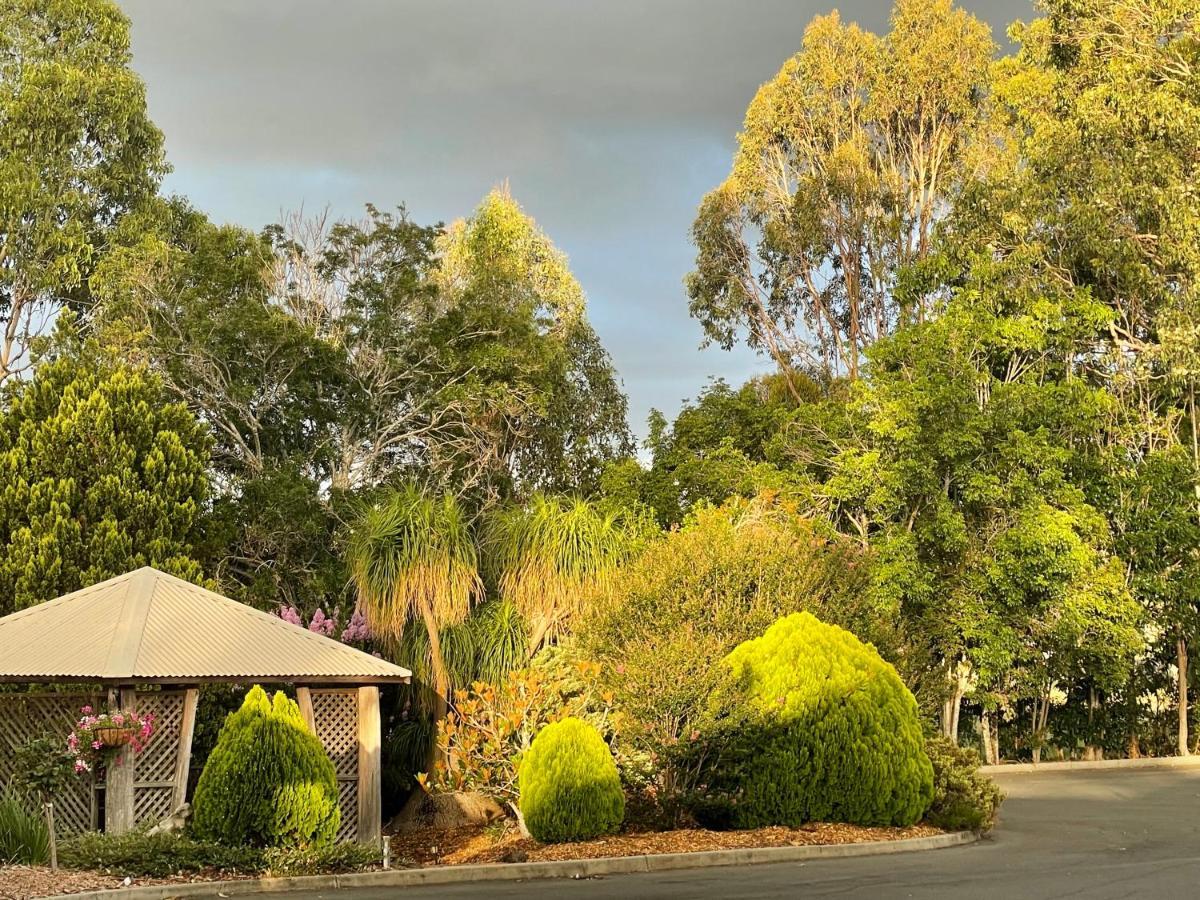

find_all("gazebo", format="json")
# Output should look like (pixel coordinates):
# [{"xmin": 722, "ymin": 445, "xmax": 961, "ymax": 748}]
[{"xmin": 0, "ymin": 567, "xmax": 410, "ymax": 844}]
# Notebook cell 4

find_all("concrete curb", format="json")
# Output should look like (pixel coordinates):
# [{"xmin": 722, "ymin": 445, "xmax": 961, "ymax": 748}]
[
  {"xmin": 982, "ymin": 755, "xmax": 1200, "ymax": 775},
  {"xmin": 42, "ymin": 831, "xmax": 978, "ymax": 900}
]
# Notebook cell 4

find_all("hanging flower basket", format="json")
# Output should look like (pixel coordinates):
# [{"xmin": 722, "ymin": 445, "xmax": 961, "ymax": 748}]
[
  {"xmin": 93, "ymin": 726, "xmax": 136, "ymax": 747},
  {"xmin": 68, "ymin": 707, "xmax": 155, "ymax": 774}
]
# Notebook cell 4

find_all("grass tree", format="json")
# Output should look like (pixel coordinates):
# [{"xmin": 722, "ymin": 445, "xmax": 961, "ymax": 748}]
[
  {"xmin": 485, "ymin": 495, "xmax": 639, "ymax": 657},
  {"xmin": 346, "ymin": 485, "xmax": 482, "ymax": 721}
]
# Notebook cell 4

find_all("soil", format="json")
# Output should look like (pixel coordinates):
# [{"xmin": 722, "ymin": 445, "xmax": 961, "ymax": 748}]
[
  {"xmin": 0, "ymin": 865, "xmax": 253, "ymax": 900},
  {"xmin": 388, "ymin": 820, "xmax": 944, "ymax": 867}
]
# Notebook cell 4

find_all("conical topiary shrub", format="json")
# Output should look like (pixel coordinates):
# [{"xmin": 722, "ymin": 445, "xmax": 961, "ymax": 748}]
[
  {"xmin": 687, "ymin": 611, "xmax": 933, "ymax": 829},
  {"xmin": 191, "ymin": 686, "xmax": 339, "ymax": 847},
  {"xmin": 518, "ymin": 717, "xmax": 624, "ymax": 843}
]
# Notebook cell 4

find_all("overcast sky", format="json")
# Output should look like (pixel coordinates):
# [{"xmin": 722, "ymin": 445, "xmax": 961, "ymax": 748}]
[{"xmin": 118, "ymin": 0, "xmax": 1032, "ymax": 441}]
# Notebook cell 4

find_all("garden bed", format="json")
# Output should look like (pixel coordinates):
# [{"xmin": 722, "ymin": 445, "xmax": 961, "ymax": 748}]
[
  {"xmin": 389, "ymin": 820, "xmax": 945, "ymax": 867},
  {"xmin": 0, "ymin": 864, "xmax": 253, "ymax": 900}
]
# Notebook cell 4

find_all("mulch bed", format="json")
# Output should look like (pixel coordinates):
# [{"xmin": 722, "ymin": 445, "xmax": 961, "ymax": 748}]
[
  {"xmin": 0, "ymin": 866, "xmax": 254, "ymax": 900},
  {"xmin": 389, "ymin": 821, "xmax": 944, "ymax": 867}
]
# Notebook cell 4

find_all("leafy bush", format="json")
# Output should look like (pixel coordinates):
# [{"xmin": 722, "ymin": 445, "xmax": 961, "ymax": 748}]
[
  {"xmin": 518, "ymin": 717, "xmax": 624, "ymax": 843},
  {"xmin": 681, "ymin": 612, "xmax": 933, "ymax": 829},
  {"xmin": 924, "ymin": 735, "xmax": 1004, "ymax": 831},
  {"xmin": 425, "ymin": 653, "xmax": 614, "ymax": 805},
  {"xmin": 60, "ymin": 832, "xmax": 261, "ymax": 876},
  {"xmin": 0, "ymin": 793, "xmax": 49, "ymax": 865},
  {"xmin": 191, "ymin": 686, "xmax": 339, "ymax": 848},
  {"xmin": 260, "ymin": 842, "xmax": 382, "ymax": 876},
  {"xmin": 579, "ymin": 496, "xmax": 915, "ymax": 820},
  {"xmin": 58, "ymin": 832, "xmax": 381, "ymax": 877}
]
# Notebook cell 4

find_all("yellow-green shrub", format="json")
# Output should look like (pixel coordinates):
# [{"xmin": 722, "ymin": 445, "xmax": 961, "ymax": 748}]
[
  {"xmin": 683, "ymin": 612, "xmax": 933, "ymax": 828},
  {"xmin": 192, "ymin": 686, "xmax": 339, "ymax": 848},
  {"xmin": 518, "ymin": 717, "xmax": 624, "ymax": 843}
]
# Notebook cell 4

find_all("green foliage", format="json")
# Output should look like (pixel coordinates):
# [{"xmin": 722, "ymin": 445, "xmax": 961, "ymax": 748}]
[
  {"xmin": 9, "ymin": 735, "xmax": 77, "ymax": 802},
  {"xmin": 428, "ymin": 655, "xmax": 613, "ymax": 804},
  {"xmin": 0, "ymin": 0, "xmax": 165, "ymax": 384},
  {"xmin": 191, "ymin": 686, "xmax": 339, "ymax": 849},
  {"xmin": 518, "ymin": 717, "xmax": 624, "ymax": 843},
  {"xmin": 0, "ymin": 793, "xmax": 49, "ymax": 865},
  {"xmin": 60, "ymin": 832, "xmax": 261, "ymax": 876},
  {"xmin": 581, "ymin": 493, "xmax": 913, "ymax": 805},
  {"xmin": 923, "ymin": 736, "xmax": 1003, "ymax": 832},
  {"xmin": 683, "ymin": 613, "xmax": 933, "ymax": 829},
  {"xmin": 57, "ymin": 832, "xmax": 380, "ymax": 877},
  {"xmin": 0, "ymin": 316, "xmax": 210, "ymax": 614}
]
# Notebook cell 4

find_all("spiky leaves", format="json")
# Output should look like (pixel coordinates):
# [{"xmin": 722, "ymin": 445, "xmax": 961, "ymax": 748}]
[
  {"xmin": 484, "ymin": 495, "xmax": 640, "ymax": 655},
  {"xmin": 346, "ymin": 485, "xmax": 482, "ymax": 716}
]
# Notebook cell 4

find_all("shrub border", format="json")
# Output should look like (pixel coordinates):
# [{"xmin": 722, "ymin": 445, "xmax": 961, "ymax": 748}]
[{"xmin": 43, "ymin": 830, "xmax": 977, "ymax": 900}]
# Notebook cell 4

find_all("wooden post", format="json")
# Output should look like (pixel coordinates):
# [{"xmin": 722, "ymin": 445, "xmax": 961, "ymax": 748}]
[
  {"xmin": 356, "ymin": 686, "xmax": 381, "ymax": 845},
  {"xmin": 172, "ymin": 688, "xmax": 199, "ymax": 810},
  {"xmin": 297, "ymin": 686, "xmax": 316, "ymax": 733},
  {"xmin": 104, "ymin": 687, "xmax": 137, "ymax": 834}
]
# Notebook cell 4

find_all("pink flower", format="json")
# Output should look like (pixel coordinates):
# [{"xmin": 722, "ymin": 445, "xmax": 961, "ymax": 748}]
[
  {"xmin": 340, "ymin": 610, "xmax": 371, "ymax": 644},
  {"xmin": 74, "ymin": 761, "xmax": 89, "ymax": 773},
  {"xmin": 91, "ymin": 740, "xmax": 102, "ymax": 750},
  {"xmin": 112, "ymin": 714, "xmax": 125, "ymax": 726},
  {"xmin": 277, "ymin": 605, "xmax": 304, "ymax": 627},
  {"xmin": 309, "ymin": 608, "xmax": 337, "ymax": 637},
  {"xmin": 80, "ymin": 705, "xmax": 93, "ymax": 715}
]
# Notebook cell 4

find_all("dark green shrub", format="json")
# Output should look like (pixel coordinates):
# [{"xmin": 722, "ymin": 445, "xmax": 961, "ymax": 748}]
[
  {"xmin": 924, "ymin": 735, "xmax": 1004, "ymax": 831},
  {"xmin": 682, "ymin": 612, "xmax": 933, "ymax": 829},
  {"xmin": 260, "ymin": 842, "xmax": 382, "ymax": 876},
  {"xmin": 518, "ymin": 717, "xmax": 624, "ymax": 843},
  {"xmin": 0, "ymin": 792, "xmax": 49, "ymax": 865},
  {"xmin": 191, "ymin": 686, "xmax": 339, "ymax": 848},
  {"xmin": 59, "ymin": 832, "xmax": 261, "ymax": 876}
]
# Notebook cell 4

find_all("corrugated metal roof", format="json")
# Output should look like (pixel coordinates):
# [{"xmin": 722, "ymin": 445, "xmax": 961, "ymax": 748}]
[{"xmin": 0, "ymin": 568, "xmax": 411, "ymax": 684}]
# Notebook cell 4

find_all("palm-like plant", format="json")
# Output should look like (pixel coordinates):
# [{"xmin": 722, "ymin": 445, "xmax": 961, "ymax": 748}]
[
  {"xmin": 484, "ymin": 495, "xmax": 639, "ymax": 656},
  {"xmin": 346, "ymin": 485, "xmax": 482, "ymax": 719}
]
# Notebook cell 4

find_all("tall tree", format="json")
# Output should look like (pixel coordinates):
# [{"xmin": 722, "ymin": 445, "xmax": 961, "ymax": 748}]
[
  {"xmin": 0, "ymin": 316, "xmax": 209, "ymax": 613},
  {"xmin": 434, "ymin": 188, "xmax": 632, "ymax": 498},
  {"xmin": 0, "ymin": 0, "xmax": 165, "ymax": 384},
  {"xmin": 687, "ymin": 0, "xmax": 993, "ymax": 389},
  {"xmin": 980, "ymin": 0, "xmax": 1200, "ymax": 753}
]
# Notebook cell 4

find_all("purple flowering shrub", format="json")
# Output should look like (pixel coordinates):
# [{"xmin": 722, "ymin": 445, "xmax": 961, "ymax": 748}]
[{"xmin": 274, "ymin": 606, "xmax": 373, "ymax": 647}]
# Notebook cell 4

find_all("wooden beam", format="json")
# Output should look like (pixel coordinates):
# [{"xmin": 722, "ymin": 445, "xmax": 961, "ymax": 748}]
[
  {"xmin": 172, "ymin": 688, "xmax": 199, "ymax": 810},
  {"xmin": 103, "ymin": 687, "xmax": 137, "ymax": 834},
  {"xmin": 356, "ymin": 686, "xmax": 381, "ymax": 845},
  {"xmin": 296, "ymin": 686, "xmax": 315, "ymax": 733}
]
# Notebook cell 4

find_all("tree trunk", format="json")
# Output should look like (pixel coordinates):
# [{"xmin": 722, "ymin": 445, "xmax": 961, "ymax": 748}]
[
  {"xmin": 44, "ymin": 802, "xmax": 56, "ymax": 872},
  {"xmin": 1084, "ymin": 685, "xmax": 1103, "ymax": 761},
  {"xmin": 419, "ymin": 605, "xmax": 450, "ymax": 768},
  {"xmin": 1179, "ymin": 635, "xmax": 1190, "ymax": 757},
  {"xmin": 981, "ymin": 709, "xmax": 998, "ymax": 766}
]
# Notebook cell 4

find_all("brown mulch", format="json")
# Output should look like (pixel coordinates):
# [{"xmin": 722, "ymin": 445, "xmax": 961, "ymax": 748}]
[
  {"xmin": 0, "ymin": 866, "xmax": 256, "ymax": 900},
  {"xmin": 389, "ymin": 820, "xmax": 944, "ymax": 867}
]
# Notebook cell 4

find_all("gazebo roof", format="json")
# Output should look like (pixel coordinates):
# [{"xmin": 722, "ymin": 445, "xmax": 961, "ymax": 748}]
[{"xmin": 0, "ymin": 567, "xmax": 411, "ymax": 684}]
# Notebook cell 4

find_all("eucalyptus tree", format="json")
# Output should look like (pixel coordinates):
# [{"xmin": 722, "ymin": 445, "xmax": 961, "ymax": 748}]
[
  {"xmin": 0, "ymin": 0, "xmax": 165, "ymax": 384},
  {"xmin": 687, "ymin": 0, "xmax": 993, "ymax": 391}
]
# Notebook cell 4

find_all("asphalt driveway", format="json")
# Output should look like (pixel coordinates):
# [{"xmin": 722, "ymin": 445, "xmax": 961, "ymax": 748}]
[{"xmin": 266, "ymin": 766, "xmax": 1200, "ymax": 899}]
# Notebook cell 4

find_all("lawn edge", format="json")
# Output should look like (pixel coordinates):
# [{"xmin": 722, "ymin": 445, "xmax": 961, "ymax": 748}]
[{"xmin": 40, "ymin": 830, "xmax": 978, "ymax": 899}]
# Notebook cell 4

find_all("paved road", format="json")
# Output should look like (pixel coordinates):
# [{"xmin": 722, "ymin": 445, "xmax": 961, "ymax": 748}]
[{"xmin": 276, "ymin": 767, "xmax": 1200, "ymax": 899}]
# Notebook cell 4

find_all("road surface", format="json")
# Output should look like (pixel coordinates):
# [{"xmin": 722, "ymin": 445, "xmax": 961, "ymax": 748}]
[{"xmin": 263, "ymin": 767, "xmax": 1200, "ymax": 899}]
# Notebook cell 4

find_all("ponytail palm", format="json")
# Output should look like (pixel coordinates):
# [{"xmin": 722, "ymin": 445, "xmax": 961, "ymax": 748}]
[
  {"xmin": 347, "ymin": 485, "xmax": 482, "ymax": 718},
  {"xmin": 485, "ymin": 495, "xmax": 638, "ymax": 655}
]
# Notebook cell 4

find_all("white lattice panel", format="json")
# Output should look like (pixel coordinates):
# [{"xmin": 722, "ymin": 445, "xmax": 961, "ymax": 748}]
[
  {"xmin": 0, "ymin": 694, "xmax": 99, "ymax": 834},
  {"xmin": 312, "ymin": 690, "xmax": 359, "ymax": 842}
]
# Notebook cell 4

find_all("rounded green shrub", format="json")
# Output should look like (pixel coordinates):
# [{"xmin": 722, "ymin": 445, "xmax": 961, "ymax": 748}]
[
  {"xmin": 518, "ymin": 717, "xmax": 624, "ymax": 843},
  {"xmin": 687, "ymin": 612, "xmax": 933, "ymax": 829},
  {"xmin": 192, "ymin": 686, "xmax": 339, "ymax": 848},
  {"xmin": 924, "ymin": 735, "xmax": 1003, "ymax": 831}
]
